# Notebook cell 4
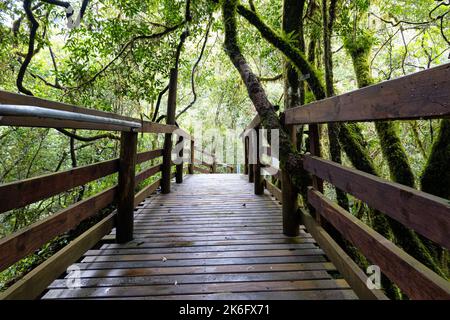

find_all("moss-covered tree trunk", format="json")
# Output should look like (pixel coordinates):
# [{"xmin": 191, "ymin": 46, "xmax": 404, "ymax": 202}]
[{"xmin": 344, "ymin": 34, "xmax": 445, "ymax": 280}]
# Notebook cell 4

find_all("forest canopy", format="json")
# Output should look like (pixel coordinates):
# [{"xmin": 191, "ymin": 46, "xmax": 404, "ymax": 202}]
[{"xmin": 0, "ymin": 0, "xmax": 449, "ymax": 299}]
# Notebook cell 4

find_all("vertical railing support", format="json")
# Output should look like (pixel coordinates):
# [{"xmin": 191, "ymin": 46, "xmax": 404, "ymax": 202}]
[
  {"xmin": 254, "ymin": 126, "xmax": 264, "ymax": 195},
  {"xmin": 176, "ymin": 135, "xmax": 184, "ymax": 183},
  {"xmin": 248, "ymin": 133, "xmax": 255, "ymax": 183},
  {"xmin": 309, "ymin": 123, "xmax": 324, "ymax": 223},
  {"xmin": 244, "ymin": 136, "xmax": 249, "ymax": 175},
  {"xmin": 161, "ymin": 68, "xmax": 178, "ymax": 194},
  {"xmin": 212, "ymin": 156, "xmax": 217, "ymax": 173},
  {"xmin": 188, "ymin": 138, "xmax": 194, "ymax": 174},
  {"xmin": 281, "ymin": 125, "xmax": 299, "ymax": 236},
  {"xmin": 116, "ymin": 130, "xmax": 138, "ymax": 243}
]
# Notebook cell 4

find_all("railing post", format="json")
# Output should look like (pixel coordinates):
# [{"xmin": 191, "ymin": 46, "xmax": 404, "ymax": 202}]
[
  {"xmin": 212, "ymin": 156, "xmax": 217, "ymax": 173},
  {"xmin": 176, "ymin": 135, "xmax": 184, "ymax": 183},
  {"xmin": 248, "ymin": 133, "xmax": 255, "ymax": 183},
  {"xmin": 282, "ymin": 125, "xmax": 299, "ymax": 236},
  {"xmin": 188, "ymin": 138, "xmax": 194, "ymax": 174},
  {"xmin": 116, "ymin": 130, "xmax": 138, "ymax": 243},
  {"xmin": 161, "ymin": 68, "xmax": 178, "ymax": 194},
  {"xmin": 244, "ymin": 136, "xmax": 249, "ymax": 175},
  {"xmin": 254, "ymin": 126, "xmax": 264, "ymax": 195},
  {"xmin": 309, "ymin": 124, "xmax": 324, "ymax": 224}
]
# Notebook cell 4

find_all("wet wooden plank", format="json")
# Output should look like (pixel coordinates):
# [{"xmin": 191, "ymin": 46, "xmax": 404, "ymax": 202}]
[{"xmin": 43, "ymin": 174, "xmax": 355, "ymax": 300}]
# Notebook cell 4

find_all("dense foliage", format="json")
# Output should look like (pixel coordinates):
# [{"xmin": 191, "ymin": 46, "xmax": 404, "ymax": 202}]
[{"xmin": 0, "ymin": 0, "xmax": 449, "ymax": 298}]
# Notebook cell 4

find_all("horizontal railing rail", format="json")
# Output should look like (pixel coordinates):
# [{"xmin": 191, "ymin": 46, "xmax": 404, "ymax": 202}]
[
  {"xmin": 285, "ymin": 63, "xmax": 450, "ymax": 125},
  {"xmin": 0, "ymin": 67, "xmax": 190, "ymax": 299},
  {"xmin": 242, "ymin": 64, "xmax": 450, "ymax": 300}
]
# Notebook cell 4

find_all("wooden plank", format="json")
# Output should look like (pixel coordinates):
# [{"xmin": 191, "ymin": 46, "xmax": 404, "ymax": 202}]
[
  {"xmin": 303, "ymin": 155, "xmax": 450, "ymax": 249},
  {"xmin": 134, "ymin": 179, "xmax": 161, "ymax": 207},
  {"xmin": 240, "ymin": 115, "xmax": 261, "ymax": 135},
  {"xmin": 0, "ymin": 90, "xmax": 176, "ymax": 133},
  {"xmin": 116, "ymin": 132, "xmax": 137, "ymax": 243},
  {"xmin": 193, "ymin": 166, "xmax": 210, "ymax": 174},
  {"xmin": 0, "ymin": 116, "xmax": 134, "ymax": 131},
  {"xmin": 308, "ymin": 188, "xmax": 450, "ymax": 300},
  {"xmin": 0, "ymin": 158, "xmax": 119, "ymax": 213},
  {"xmin": 0, "ymin": 90, "xmax": 137, "ymax": 122},
  {"xmin": 175, "ymin": 136, "xmax": 184, "ymax": 183},
  {"xmin": 0, "ymin": 187, "xmax": 116, "ymax": 272},
  {"xmin": 134, "ymin": 164, "xmax": 161, "ymax": 184},
  {"xmin": 42, "ymin": 279, "xmax": 349, "ymax": 299},
  {"xmin": 140, "ymin": 122, "xmax": 176, "ymax": 134},
  {"xmin": 136, "ymin": 149, "xmax": 163, "ymax": 164},
  {"xmin": 161, "ymin": 68, "xmax": 178, "ymax": 194},
  {"xmin": 48, "ymin": 270, "xmax": 332, "ymax": 289},
  {"xmin": 0, "ymin": 214, "xmax": 114, "ymax": 300},
  {"xmin": 254, "ymin": 126, "xmax": 264, "ymax": 195},
  {"xmin": 285, "ymin": 63, "xmax": 450, "ymax": 124},
  {"xmin": 188, "ymin": 139, "xmax": 194, "ymax": 174},
  {"xmin": 55, "ymin": 262, "xmax": 336, "ymax": 278},
  {"xmin": 87, "ymin": 243, "xmax": 318, "ymax": 255},
  {"xmin": 301, "ymin": 209, "xmax": 387, "ymax": 300},
  {"xmin": 265, "ymin": 179, "xmax": 282, "ymax": 203},
  {"xmin": 98, "ymin": 289, "xmax": 357, "ymax": 300}
]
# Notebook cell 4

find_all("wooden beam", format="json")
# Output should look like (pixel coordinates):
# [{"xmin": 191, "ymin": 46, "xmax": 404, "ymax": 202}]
[
  {"xmin": 0, "ymin": 90, "xmax": 177, "ymax": 133},
  {"xmin": 140, "ymin": 122, "xmax": 177, "ymax": 134},
  {"xmin": 116, "ymin": 131, "xmax": 138, "ymax": 243},
  {"xmin": 303, "ymin": 155, "xmax": 450, "ymax": 249},
  {"xmin": 264, "ymin": 179, "xmax": 282, "ymax": 203},
  {"xmin": 0, "ymin": 116, "xmax": 134, "ymax": 131},
  {"xmin": 135, "ymin": 164, "xmax": 162, "ymax": 185},
  {"xmin": 308, "ymin": 188, "xmax": 450, "ymax": 300},
  {"xmin": 301, "ymin": 209, "xmax": 387, "ymax": 300},
  {"xmin": 285, "ymin": 63, "xmax": 450, "ymax": 124},
  {"xmin": 0, "ymin": 213, "xmax": 114, "ymax": 300},
  {"xmin": 188, "ymin": 139, "xmax": 194, "ymax": 174},
  {"xmin": 254, "ymin": 126, "xmax": 264, "ymax": 195},
  {"xmin": 176, "ymin": 136, "xmax": 184, "ymax": 183},
  {"xmin": 134, "ymin": 179, "xmax": 161, "ymax": 207},
  {"xmin": 0, "ymin": 187, "xmax": 116, "ymax": 272},
  {"xmin": 136, "ymin": 149, "xmax": 163, "ymax": 164},
  {"xmin": 193, "ymin": 166, "xmax": 210, "ymax": 174},
  {"xmin": 161, "ymin": 68, "xmax": 178, "ymax": 194},
  {"xmin": 0, "ymin": 90, "xmax": 137, "ymax": 123},
  {"xmin": 0, "ymin": 159, "xmax": 119, "ymax": 214}
]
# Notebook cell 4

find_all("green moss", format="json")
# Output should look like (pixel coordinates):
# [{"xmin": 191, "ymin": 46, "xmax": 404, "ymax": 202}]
[
  {"xmin": 375, "ymin": 121, "xmax": 415, "ymax": 187},
  {"xmin": 344, "ymin": 31, "xmax": 446, "ymax": 279},
  {"xmin": 421, "ymin": 119, "xmax": 450, "ymax": 199}
]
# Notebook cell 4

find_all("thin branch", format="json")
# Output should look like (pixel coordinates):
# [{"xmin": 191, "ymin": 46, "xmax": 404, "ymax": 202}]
[
  {"xmin": 68, "ymin": 22, "xmax": 186, "ymax": 90},
  {"xmin": 257, "ymin": 73, "xmax": 282, "ymax": 82},
  {"xmin": 17, "ymin": 0, "xmax": 39, "ymax": 96},
  {"xmin": 56, "ymin": 128, "xmax": 120, "ymax": 141},
  {"xmin": 151, "ymin": 83, "xmax": 170, "ymax": 122},
  {"xmin": 176, "ymin": 16, "xmax": 213, "ymax": 119}
]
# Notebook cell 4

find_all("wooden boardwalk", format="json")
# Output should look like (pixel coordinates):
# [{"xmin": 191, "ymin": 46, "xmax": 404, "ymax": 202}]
[{"xmin": 42, "ymin": 174, "xmax": 357, "ymax": 300}]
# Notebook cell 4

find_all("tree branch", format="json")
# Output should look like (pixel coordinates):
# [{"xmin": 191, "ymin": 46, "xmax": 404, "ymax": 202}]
[
  {"xmin": 17, "ymin": 0, "xmax": 39, "ymax": 96},
  {"xmin": 56, "ymin": 128, "xmax": 120, "ymax": 141},
  {"xmin": 236, "ymin": 3, "xmax": 326, "ymax": 100},
  {"xmin": 176, "ymin": 16, "xmax": 213, "ymax": 119}
]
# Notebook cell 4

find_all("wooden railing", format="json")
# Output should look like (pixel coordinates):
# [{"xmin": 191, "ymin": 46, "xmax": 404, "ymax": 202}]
[
  {"xmin": 0, "ymin": 68, "xmax": 195, "ymax": 299},
  {"xmin": 243, "ymin": 63, "xmax": 450, "ymax": 300}
]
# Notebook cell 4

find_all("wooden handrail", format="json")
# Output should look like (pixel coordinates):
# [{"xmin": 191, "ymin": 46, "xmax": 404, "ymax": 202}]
[
  {"xmin": 303, "ymin": 154, "xmax": 450, "ymax": 250},
  {"xmin": 0, "ymin": 187, "xmax": 116, "ymax": 272},
  {"xmin": 0, "ymin": 149, "xmax": 163, "ymax": 214},
  {"xmin": 308, "ymin": 188, "xmax": 450, "ymax": 300},
  {"xmin": 0, "ymin": 90, "xmax": 177, "ymax": 133},
  {"xmin": 0, "ymin": 157, "xmax": 164, "ymax": 273},
  {"xmin": 285, "ymin": 63, "xmax": 450, "ymax": 125},
  {"xmin": 0, "ymin": 158, "xmax": 119, "ymax": 214}
]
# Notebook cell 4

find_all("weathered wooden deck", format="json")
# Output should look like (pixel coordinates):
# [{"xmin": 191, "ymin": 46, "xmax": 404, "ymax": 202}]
[{"xmin": 42, "ymin": 174, "xmax": 357, "ymax": 300}]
